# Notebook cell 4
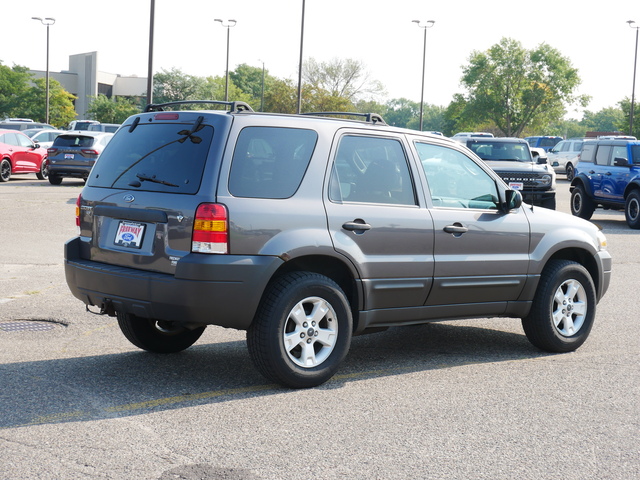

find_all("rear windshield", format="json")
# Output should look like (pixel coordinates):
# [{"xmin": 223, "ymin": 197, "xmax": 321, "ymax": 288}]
[
  {"xmin": 54, "ymin": 135, "xmax": 96, "ymax": 147},
  {"xmin": 87, "ymin": 122, "xmax": 214, "ymax": 194}
]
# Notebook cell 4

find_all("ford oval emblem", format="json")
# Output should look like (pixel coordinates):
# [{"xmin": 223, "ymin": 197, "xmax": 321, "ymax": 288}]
[{"xmin": 123, "ymin": 194, "xmax": 135, "ymax": 203}]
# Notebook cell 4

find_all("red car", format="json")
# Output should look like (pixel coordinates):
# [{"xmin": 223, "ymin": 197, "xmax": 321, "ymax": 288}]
[{"xmin": 0, "ymin": 129, "xmax": 49, "ymax": 182}]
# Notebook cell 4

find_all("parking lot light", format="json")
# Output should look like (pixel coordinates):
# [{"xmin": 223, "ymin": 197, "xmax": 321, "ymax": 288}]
[
  {"xmin": 31, "ymin": 16, "xmax": 56, "ymax": 125},
  {"xmin": 412, "ymin": 20, "xmax": 435, "ymax": 132},
  {"xmin": 215, "ymin": 19, "xmax": 237, "ymax": 102},
  {"xmin": 628, "ymin": 20, "xmax": 639, "ymax": 136}
]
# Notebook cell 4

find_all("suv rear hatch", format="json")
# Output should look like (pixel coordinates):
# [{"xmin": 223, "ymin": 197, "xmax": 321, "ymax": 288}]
[{"xmin": 77, "ymin": 112, "xmax": 231, "ymax": 275}]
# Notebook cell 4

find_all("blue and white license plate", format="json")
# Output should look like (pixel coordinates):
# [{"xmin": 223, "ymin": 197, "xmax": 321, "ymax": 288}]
[
  {"xmin": 64, "ymin": 153, "xmax": 74, "ymax": 159},
  {"xmin": 114, "ymin": 221, "xmax": 145, "ymax": 249},
  {"xmin": 509, "ymin": 182, "xmax": 524, "ymax": 190}
]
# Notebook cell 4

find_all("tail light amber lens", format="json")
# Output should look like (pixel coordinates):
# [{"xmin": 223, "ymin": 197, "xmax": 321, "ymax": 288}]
[{"xmin": 192, "ymin": 203, "xmax": 228, "ymax": 254}]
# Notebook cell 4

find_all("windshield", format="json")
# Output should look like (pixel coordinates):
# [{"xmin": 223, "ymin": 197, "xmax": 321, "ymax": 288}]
[
  {"xmin": 468, "ymin": 141, "xmax": 532, "ymax": 162},
  {"xmin": 87, "ymin": 122, "xmax": 214, "ymax": 194}
]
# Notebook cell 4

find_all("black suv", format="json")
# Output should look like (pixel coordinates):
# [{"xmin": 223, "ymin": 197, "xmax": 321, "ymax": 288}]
[
  {"xmin": 464, "ymin": 137, "xmax": 556, "ymax": 209},
  {"xmin": 570, "ymin": 138, "xmax": 640, "ymax": 228},
  {"xmin": 64, "ymin": 101, "xmax": 611, "ymax": 388}
]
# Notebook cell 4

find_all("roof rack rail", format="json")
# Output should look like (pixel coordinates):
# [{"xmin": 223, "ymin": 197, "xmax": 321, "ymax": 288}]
[
  {"xmin": 144, "ymin": 100, "xmax": 254, "ymax": 113},
  {"xmin": 300, "ymin": 112, "xmax": 387, "ymax": 125}
]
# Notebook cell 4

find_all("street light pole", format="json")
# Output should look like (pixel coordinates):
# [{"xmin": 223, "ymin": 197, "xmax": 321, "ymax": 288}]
[
  {"xmin": 215, "ymin": 19, "xmax": 237, "ymax": 102},
  {"xmin": 32, "ymin": 16, "xmax": 55, "ymax": 125},
  {"xmin": 412, "ymin": 19, "xmax": 435, "ymax": 132},
  {"xmin": 628, "ymin": 20, "xmax": 639, "ymax": 136}
]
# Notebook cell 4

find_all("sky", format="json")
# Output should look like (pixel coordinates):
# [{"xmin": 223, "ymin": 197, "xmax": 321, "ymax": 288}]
[{"xmin": 2, "ymin": 0, "xmax": 639, "ymax": 120}]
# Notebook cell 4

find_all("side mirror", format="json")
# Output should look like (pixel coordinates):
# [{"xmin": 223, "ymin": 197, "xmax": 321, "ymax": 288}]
[
  {"xmin": 537, "ymin": 156, "xmax": 548, "ymax": 164},
  {"xmin": 613, "ymin": 157, "xmax": 630, "ymax": 167},
  {"xmin": 503, "ymin": 189, "xmax": 522, "ymax": 212}
]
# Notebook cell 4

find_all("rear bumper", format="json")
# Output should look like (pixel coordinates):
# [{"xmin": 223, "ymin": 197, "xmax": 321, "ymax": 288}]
[
  {"xmin": 49, "ymin": 164, "xmax": 92, "ymax": 178},
  {"xmin": 64, "ymin": 237, "xmax": 283, "ymax": 330}
]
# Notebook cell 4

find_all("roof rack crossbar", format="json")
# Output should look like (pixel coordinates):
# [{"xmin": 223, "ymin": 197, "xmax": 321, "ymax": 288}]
[
  {"xmin": 144, "ymin": 100, "xmax": 254, "ymax": 113},
  {"xmin": 300, "ymin": 112, "xmax": 387, "ymax": 125}
]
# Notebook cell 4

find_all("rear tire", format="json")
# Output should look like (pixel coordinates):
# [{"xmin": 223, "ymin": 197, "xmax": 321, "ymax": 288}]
[
  {"xmin": 48, "ymin": 174, "xmax": 62, "ymax": 185},
  {"xmin": 247, "ymin": 272, "xmax": 352, "ymax": 388},
  {"xmin": 116, "ymin": 312, "xmax": 206, "ymax": 353},
  {"xmin": 36, "ymin": 158, "xmax": 48, "ymax": 180},
  {"xmin": 570, "ymin": 184, "xmax": 595, "ymax": 220},
  {"xmin": 522, "ymin": 260, "xmax": 596, "ymax": 353},
  {"xmin": 0, "ymin": 159, "xmax": 11, "ymax": 182},
  {"xmin": 565, "ymin": 163, "xmax": 575, "ymax": 181},
  {"xmin": 625, "ymin": 190, "xmax": 640, "ymax": 229}
]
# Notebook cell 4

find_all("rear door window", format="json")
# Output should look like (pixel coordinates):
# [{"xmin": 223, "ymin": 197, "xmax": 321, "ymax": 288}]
[
  {"xmin": 87, "ymin": 123, "xmax": 214, "ymax": 194},
  {"xmin": 329, "ymin": 135, "xmax": 416, "ymax": 205},
  {"xmin": 595, "ymin": 146, "xmax": 612, "ymax": 166},
  {"xmin": 228, "ymin": 127, "xmax": 318, "ymax": 199}
]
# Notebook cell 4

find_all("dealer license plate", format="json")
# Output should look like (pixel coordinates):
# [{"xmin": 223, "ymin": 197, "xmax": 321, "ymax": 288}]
[
  {"xmin": 509, "ymin": 182, "xmax": 524, "ymax": 190},
  {"xmin": 114, "ymin": 221, "xmax": 145, "ymax": 249}
]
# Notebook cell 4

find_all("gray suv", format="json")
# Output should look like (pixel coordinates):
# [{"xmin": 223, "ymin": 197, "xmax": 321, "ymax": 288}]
[{"xmin": 64, "ymin": 101, "xmax": 612, "ymax": 388}]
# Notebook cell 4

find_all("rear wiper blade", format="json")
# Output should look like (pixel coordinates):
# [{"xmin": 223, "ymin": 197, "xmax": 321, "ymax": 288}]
[{"xmin": 135, "ymin": 173, "xmax": 178, "ymax": 187}]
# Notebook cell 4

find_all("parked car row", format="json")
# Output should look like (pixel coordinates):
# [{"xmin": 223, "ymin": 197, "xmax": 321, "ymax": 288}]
[{"xmin": 0, "ymin": 128, "xmax": 113, "ymax": 184}]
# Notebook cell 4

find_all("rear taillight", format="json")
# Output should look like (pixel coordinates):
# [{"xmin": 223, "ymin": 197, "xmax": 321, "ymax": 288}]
[
  {"xmin": 192, "ymin": 203, "xmax": 229, "ymax": 254},
  {"xmin": 47, "ymin": 148, "xmax": 57, "ymax": 155},
  {"xmin": 75, "ymin": 194, "xmax": 82, "ymax": 235},
  {"xmin": 81, "ymin": 149, "xmax": 99, "ymax": 155}
]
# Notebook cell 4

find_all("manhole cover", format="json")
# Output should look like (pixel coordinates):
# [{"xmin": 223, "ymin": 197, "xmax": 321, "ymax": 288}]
[{"xmin": 0, "ymin": 320, "xmax": 60, "ymax": 332}]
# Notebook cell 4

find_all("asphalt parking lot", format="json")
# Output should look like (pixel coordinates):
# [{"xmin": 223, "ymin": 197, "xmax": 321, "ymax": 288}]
[{"xmin": 0, "ymin": 177, "xmax": 638, "ymax": 480}]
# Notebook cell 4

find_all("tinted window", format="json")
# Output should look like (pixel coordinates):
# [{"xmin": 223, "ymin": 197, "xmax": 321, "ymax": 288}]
[
  {"xmin": 416, "ymin": 143, "xmax": 498, "ymax": 210},
  {"xmin": 87, "ymin": 123, "xmax": 214, "ymax": 194},
  {"xmin": 329, "ymin": 135, "xmax": 415, "ymax": 205},
  {"xmin": 611, "ymin": 146, "xmax": 628, "ymax": 163},
  {"xmin": 229, "ymin": 127, "xmax": 317, "ymax": 199},
  {"xmin": 631, "ymin": 145, "xmax": 640, "ymax": 164},
  {"xmin": 595, "ymin": 146, "xmax": 611, "ymax": 166},
  {"xmin": 580, "ymin": 143, "xmax": 596, "ymax": 163},
  {"xmin": 54, "ymin": 135, "xmax": 97, "ymax": 148}
]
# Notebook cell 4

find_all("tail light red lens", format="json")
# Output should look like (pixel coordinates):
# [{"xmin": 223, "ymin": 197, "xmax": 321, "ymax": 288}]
[
  {"xmin": 81, "ymin": 149, "xmax": 100, "ymax": 156},
  {"xmin": 75, "ymin": 194, "xmax": 82, "ymax": 234},
  {"xmin": 192, "ymin": 203, "xmax": 229, "ymax": 254},
  {"xmin": 47, "ymin": 148, "xmax": 57, "ymax": 155}
]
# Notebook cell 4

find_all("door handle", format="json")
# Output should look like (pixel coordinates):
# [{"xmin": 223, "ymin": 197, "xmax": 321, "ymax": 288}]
[
  {"xmin": 444, "ymin": 224, "xmax": 468, "ymax": 235},
  {"xmin": 604, "ymin": 172, "xmax": 612, "ymax": 176},
  {"xmin": 588, "ymin": 170, "xmax": 595, "ymax": 174},
  {"xmin": 343, "ymin": 220, "xmax": 371, "ymax": 232}
]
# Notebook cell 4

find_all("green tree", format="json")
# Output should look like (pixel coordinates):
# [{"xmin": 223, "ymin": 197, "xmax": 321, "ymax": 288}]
[
  {"xmin": 617, "ymin": 98, "xmax": 640, "ymax": 138},
  {"xmin": 20, "ymin": 77, "xmax": 76, "ymax": 128},
  {"xmin": 455, "ymin": 38, "xmax": 588, "ymax": 137},
  {"xmin": 86, "ymin": 94, "xmax": 140, "ymax": 123},
  {"xmin": 582, "ymin": 107, "xmax": 625, "ymax": 133},
  {"xmin": 152, "ymin": 68, "xmax": 205, "ymax": 104},
  {"xmin": 0, "ymin": 63, "xmax": 34, "ymax": 119},
  {"xmin": 195, "ymin": 76, "xmax": 253, "ymax": 107}
]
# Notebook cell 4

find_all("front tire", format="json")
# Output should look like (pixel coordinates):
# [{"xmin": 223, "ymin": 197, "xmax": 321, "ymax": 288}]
[
  {"xmin": 116, "ymin": 312, "xmax": 206, "ymax": 353},
  {"xmin": 522, "ymin": 260, "xmax": 596, "ymax": 353},
  {"xmin": 247, "ymin": 272, "xmax": 353, "ymax": 388},
  {"xmin": 624, "ymin": 190, "xmax": 640, "ymax": 229},
  {"xmin": 0, "ymin": 159, "xmax": 11, "ymax": 182},
  {"xmin": 570, "ymin": 184, "xmax": 595, "ymax": 220}
]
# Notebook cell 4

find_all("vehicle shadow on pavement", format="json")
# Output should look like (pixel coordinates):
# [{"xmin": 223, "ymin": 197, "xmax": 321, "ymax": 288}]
[{"xmin": 0, "ymin": 322, "xmax": 549, "ymax": 429}]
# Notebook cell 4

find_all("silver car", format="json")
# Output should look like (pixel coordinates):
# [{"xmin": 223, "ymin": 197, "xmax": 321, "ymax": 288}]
[{"xmin": 547, "ymin": 138, "xmax": 586, "ymax": 181}]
